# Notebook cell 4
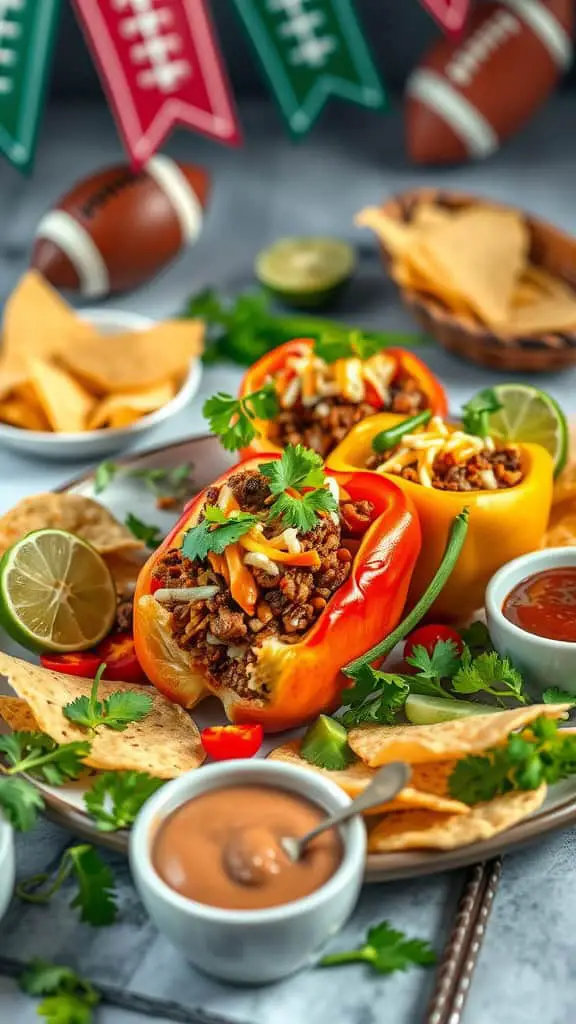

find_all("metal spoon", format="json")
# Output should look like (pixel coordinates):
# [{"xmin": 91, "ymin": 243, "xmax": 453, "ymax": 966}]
[{"xmin": 280, "ymin": 761, "xmax": 411, "ymax": 863}]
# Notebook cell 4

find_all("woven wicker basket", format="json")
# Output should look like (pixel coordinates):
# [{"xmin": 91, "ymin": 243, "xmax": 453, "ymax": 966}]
[{"xmin": 378, "ymin": 188, "xmax": 576, "ymax": 373}]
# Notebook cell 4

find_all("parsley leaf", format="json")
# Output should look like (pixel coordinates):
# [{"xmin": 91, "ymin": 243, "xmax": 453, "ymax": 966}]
[
  {"xmin": 84, "ymin": 771, "xmax": 164, "ymax": 831},
  {"xmin": 461, "ymin": 388, "xmax": 502, "ymax": 439},
  {"xmin": 63, "ymin": 664, "xmax": 152, "ymax": 733},
  {"xmin": 543, "ymin": 687, "xmax": 576, "ymax": 706},
  {"xmin": 320, "ymin": 919, "xmax": 436, "ymax": 974},
  {"xmin": 341, "ymin": 665, "xmax": 410, "ymax": 726},
  {"xmin": 181, "ymin": 506, "xmax": 258, "ymax": 561},
  {"xmin": 0, "ymin": 776, "xmax": 44, "ymax": 831},
  {"xmin": 93, "ymin": 460, "xmax": 117, "ymax": 495},
  {"xmin": 17, "ymin": 844, "xmax": 117, "ymax": 927},
  {"xmin": 260, "ymin": 444, "xmax": 325, "ymax": 493},
  {"xmin": 448, "ymin": 716, "xmax": 576, "ymax": 804},
  {"xmin": 20, "ymin": 960, "xmax": 101, "ymax": 1024},
  {"xmin": 0, "ymin": 732, "xmax": 90, "ymax": 784},
  {"xmin": 406, "ymin": 640, "xmax": 462, "ymax": 689},
  {"xmin": 459, "ymin": 620, "xmax": 493, "ymax": 657},
  {"xmin": 269, "ymin": 487, "xmax": 337, "ymax": 533},
  {"xmin": 125, "ymin": 513, "xmax": 163, "ymax": 549},
  {"xmin": 203, "ymin": 383, "xmax": 278, "ymax": 451},
  {"xmin": 450, "ymin": 649, "xmax": 527, "ymax": 705}
]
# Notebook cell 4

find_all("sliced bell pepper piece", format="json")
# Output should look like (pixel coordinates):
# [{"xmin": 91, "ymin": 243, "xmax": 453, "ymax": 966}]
[
  {"xmin": 41, "ymin": 633, "xmax": 145, "ymax": 683},
  {"xmin": 239, "ymin": 533, "xmax": 321, "ymax": 568},
  {"xmin": 238, "ymin": 338, "xmax": 448, "ymax": 459},
  {"xmin": 200, "ymin": 724, "xmax": 263, "ymax": 760},
  {"xmin": 134, "ymin": 455, "xmax": 421, "ymax": 732},
  {"xmin": 327, "ymin": 412, "xmax": 554, "ymax": 622}
]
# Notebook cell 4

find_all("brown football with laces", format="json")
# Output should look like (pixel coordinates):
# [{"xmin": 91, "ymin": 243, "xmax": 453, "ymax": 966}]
[{"xmin": 31, "ymin": 157, "xmax": 211, "ymax": 298}]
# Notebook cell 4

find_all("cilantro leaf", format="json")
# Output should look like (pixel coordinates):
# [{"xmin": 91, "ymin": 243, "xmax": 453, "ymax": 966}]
[
  {"xmin": 320, "ymin": 919, "xmax": 436, "ymax": 974},
  {"xmin": 125, "ymin": 513, "xmax": 163, "ymax": 549},
  {"xmin": 20, "ymin": 959, "xmax": 100, "ymax": 1024},
  {"xmin": 93, "ymin": 460, "xmax": 117, "ymax": 495},
  {"xmin": 461, "ymin": 388, "xmax": 502, "ymax": 439},
  {"xmin": 406, "ymin": 640, "xmax": 462, "ymax": 685},
  {"xmin": 68, "ymin": 845, "xmax": 117, "ymax": 926},
  {"xmin": 450, "ymin": 650, "xmax": 526, "ymax": 705},
  {"xmin": 181, "ymin": 506, "xmax": 258, "ymax": 562},
  {"xmin": 314, "ymin": 331, "xmax": 395, "ymax": 364},
  {"xmin": 459, "ymin": 620, "xmax": 493, "ymax": 657},
  {"xmin": 0, "ymin": 732, "xmax": 90, "ymax": 785},
  {"xmin": 543, "ymin": 687, "xmax": 576, "ymax": 706},
  {"xmin": 84, "ymin": 771, "xmax": 164, "ymax": 831},
  {"xmin": 129, "ymin": 463, "xmax": 195, "ymax": 503},
  {"xmin": 0, "ymin": 776, "xmax": 44, "ymax": 831},
  {"xmin": 203, "ymin": 383, "xmax": 278, "ymax": 451},
  {"xmin": 269, "ymin": 487, "xmax": 337, "ymax": 533},
  {"xmin": 64, "ymin": 664, "xmax": 152, "ymax": 733},
  {"xmin": 37, "ymin": 994, "xmax": 94, "ymax": 1024},
  {"xmin": 341, "ymin": 665, "xmax": 410, "ymax": 727},
  {"xmin": 260, "ymin": 444, "xmax": 325, "ymax": 494}
]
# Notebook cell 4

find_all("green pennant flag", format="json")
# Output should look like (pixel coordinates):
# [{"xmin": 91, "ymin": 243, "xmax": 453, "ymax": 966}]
[
  {"xmin": 232, "ymin": 0, "xmax": 387, "ymax": 136},
  {"xmin": 0, "ymin": 0, "xmax": 62, "ymax": 173}
]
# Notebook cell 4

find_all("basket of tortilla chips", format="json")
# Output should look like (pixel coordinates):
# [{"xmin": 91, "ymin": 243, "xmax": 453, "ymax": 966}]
[{"xmin": 356, "ymin": 189, "xmax": 576, "ymax": 373}]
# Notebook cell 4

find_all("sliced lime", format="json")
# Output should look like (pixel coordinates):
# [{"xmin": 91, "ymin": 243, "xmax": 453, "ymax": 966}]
[
  {"xmin": 0, "ymin": 529, "xmax": 116, "ymax": 653},
  {"xmin": 405, "ymin": 694, "xmax": 498, "ymax": 726},
  {"xmin": 484, "ymin": 383, "xmax": 568, "ymax": 477},
  {"xmin": 255, "ymin": 237, "xmax": 356, "ymax": 309}
]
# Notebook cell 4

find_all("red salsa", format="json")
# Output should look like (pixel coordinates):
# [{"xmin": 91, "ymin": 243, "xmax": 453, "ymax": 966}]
[{"xmin": 503, "ymin": 567, "xmax": 576, "ymax": 642}]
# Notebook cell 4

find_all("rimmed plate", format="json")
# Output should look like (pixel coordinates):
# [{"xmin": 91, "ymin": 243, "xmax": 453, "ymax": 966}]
[{"xmin": 2, "ymin": 433, "xmax": 576, "ymax": 882}]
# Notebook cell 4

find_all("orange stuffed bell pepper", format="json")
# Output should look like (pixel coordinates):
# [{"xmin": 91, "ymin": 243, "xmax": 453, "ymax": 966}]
[
  {"xmin": 238, "ymin": 337, "xmax": 448, "ymax": 460},
  {"xmin": 327, "ymin": 412, "xmax": 554, "ymax": 622},
  {"xmin": 134, "ymin": 449, "xmax": 421, "ymax": 733}
]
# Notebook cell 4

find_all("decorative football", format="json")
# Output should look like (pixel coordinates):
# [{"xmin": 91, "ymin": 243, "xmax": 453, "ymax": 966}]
[
  {"xmin": 405, "ymin": 0, "xmax": 573, "ymax": 164},
  {"xmin": 31, "ymin": 157, "xmax": 211, "ymax": 298}
]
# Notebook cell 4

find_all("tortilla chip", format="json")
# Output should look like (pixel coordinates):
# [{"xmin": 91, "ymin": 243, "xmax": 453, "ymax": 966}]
[
  {"xmin": 268, "ymin": 740, "xmax": 469, "ymax": 815},
  {"xmin": 0, "ymin": 395, "xmax": 51, "ymax": 431},
  {"xmin": 410, "ymin": 203, "xmax": 456, "ymax": 232},
  {"xmin": 348, "ymin": 705, "xmax": 570, "ymax": 767},
  {"xmin": 60, "ymin": 320, "xmax": 204, "ymax": 395},
  {"xmin": 523, "ymin": 264, "xmax": 575, "ymax": 299},
  {"xmin": 495, "ymin": 293, "xmax": 576, "ymax": 335},
  {"xmin": 87, "ymin": 380, "xmax": 176, "ymax": 431},
  {"xmin": 0, "ymin": 695, "xmax": 39, "ymax": 732},
  {"xmin": 0, "ymin": 652, "xmax": 204, "ymax": 779},
  {"xmin": 367, "ymin": 785, "xmax": 545, "ymax": 852},
  {"xmin": 0, "ymin": 493, "xmax": 144, "ymax": 558},
  {"xmin": 26, "ymin": 358, "xmax": 94, "ymax": 433},
  {"xmin": 103, "ymin": 552, "xmax": 146, "ymax": 597}
]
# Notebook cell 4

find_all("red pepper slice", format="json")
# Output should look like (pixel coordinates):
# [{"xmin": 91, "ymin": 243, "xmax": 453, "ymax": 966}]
[
  {"xmin": 41, "ymin": 633, "xmax": 146, "ymax": 683},
  {"xmin": 200, "ymin": 724, "xmax": 264, "ymax": 761},
  {"xmin": 404, "ymin": 624, "xmax": 464, "ymax": 659}
]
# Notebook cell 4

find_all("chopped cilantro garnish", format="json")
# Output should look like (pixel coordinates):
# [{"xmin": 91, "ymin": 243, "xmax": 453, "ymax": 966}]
[
  {"xmin": 182, "ymin": 506, "xmax": 258, "ymax": 561},
  {"xmin": 203, "ymin": 383, "xmax": 278, "ymax": 451}
]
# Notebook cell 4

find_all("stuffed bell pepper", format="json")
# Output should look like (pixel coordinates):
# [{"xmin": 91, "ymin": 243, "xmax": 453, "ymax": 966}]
[
  {"xmin": 327, "ymin": 411, "xmax": 554, "ymax": 621},
  {"xmin": 134, "ymin": 446, "xmax": 421, "ymax": 732},
  {"xmin": 236, "ymin": 336, "xmax": 448, "ymax": 460}
]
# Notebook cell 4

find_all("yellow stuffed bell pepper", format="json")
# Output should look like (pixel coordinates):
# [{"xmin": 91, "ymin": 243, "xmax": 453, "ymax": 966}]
[{"xmin": 327, "ymin": 412, "xmax": 554, "ymax": 622}]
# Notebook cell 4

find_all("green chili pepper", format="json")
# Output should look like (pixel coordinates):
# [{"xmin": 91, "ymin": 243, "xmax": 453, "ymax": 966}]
[{"xmin": 371, "ymin": 409, "xmax": 433, "ymax": 455}]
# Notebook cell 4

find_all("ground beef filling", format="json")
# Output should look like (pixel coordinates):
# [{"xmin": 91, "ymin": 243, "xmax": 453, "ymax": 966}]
[
  {"xmin": 366, "ymin": 446, "xmax": 523, "ymax": 491},
  {"xmin": 270, "ymin": 376, "xmax": 428, "ymax": 458},
  {"xmin": 151, "ymin": 470, "xmax": 373, "ymax": 700}
]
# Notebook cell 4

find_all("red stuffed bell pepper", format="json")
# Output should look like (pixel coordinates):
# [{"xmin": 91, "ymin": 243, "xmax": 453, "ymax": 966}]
[
  {"xmin": 134, "ymin": 450, "xmax": 421, "ymax": 733},
  {"xmin": 238, "ymin": 338, "xmax": 448, "ymax": 460}
]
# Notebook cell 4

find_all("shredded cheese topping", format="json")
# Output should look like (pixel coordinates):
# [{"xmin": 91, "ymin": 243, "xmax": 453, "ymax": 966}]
[
  {"xmin": 274, "ymin": 350, "xmax": 397, "ymax": 409},
  {"xmin": 375, "ymin": 416, "xmax": 499, "ymax": 488}
]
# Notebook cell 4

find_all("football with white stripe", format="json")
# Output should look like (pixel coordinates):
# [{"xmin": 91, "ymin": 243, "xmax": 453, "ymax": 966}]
[
  {"xmin": 406, "ymin": 0, "xmax": 573, "ymax": 164},
  {"xmin": 31, "ymin": 157, "xmax": 211, "ymax": 298}
]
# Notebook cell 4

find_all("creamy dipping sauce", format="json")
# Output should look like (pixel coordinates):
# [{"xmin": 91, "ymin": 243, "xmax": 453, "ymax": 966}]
[
  {"xmin": 503, "ymin": 567, "xmax": 576, "ymax": 643},
  {"xmin": 152, "ymin": 784, "xmax": 342, "ymax": 911}
]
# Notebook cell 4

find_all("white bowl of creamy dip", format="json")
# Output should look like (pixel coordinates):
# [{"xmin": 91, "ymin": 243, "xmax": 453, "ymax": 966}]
[{"xmin": 130, "ymin": 759, "xmax": 366, "ymax": 984}]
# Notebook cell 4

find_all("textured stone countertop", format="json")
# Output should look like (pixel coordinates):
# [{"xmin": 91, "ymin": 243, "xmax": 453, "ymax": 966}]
[{"xmin": 2, "ymin": 96, "xmax": 576, "ymax": 1024}]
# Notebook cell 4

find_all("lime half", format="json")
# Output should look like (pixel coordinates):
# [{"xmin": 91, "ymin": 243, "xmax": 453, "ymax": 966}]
[
  {"xmin": 0, "ymin": 529, "xmax": 117, "ymax": 653},
  {"xmin": 484, "ymin": 383, "xmax": 568, "ymax": 477},
  {"xmin": 255, "ymin": 237, "xmax": 356, "ymax": 308}
]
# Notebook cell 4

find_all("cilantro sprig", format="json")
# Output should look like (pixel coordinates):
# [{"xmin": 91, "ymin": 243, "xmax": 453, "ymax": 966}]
[
  {"xmin": 461, "ymin": 388, "xmax": 502, "ymax": 439},
  {"xmin": 124, "ymin": 513, "xmax": 163, "ymax": 549},
  {"xmin": 63, "ymin": 664, "xmax": 152, "ymax": 733},
  {"xmin": 20, "ymin": 959, "xmax": 101, "ymax": 1024},
  {"xmin": 261, "ymin": 445, "xmax": 337, "ymax": 532},
  {"xmin": 17, "ymin": 843, "xmax": 117, "ymax": 927},
  {"xmin": 313, "ymin": 331, "xmax": 392, "ymax": 363},
  {"xmin": 0, "ymin": 776, "xmax": 45, "ymax": 831},
  {"xmin": 340, "ymin": 666, "xmax": 410, "ymax": 727},
  {"xmin": 203, "ymin": 383, "xmax": 278, "ymax": 451},
  {"xmin": 84, "ymin": 771, "xmax": 164, "ymax": 832},
  {"xmin": 450, "ymin": 649, "xmax": 526, "ymax": 705},
  {"xmin": 320, "ymin": 920, "xmax": 436, "ymax": 974},
  {"xmin": 0, "ymin": 732, "xmax": 90, "ymax": 784},
  {"xmin": 449, "ymin": 716, "xmax": 576, "ymax": 805},
  {"xmin": 182, "ymin": 505, "xmax": 258, "ymax": 562},
  {"xmin": 94, "ymin": 460, "xmax": 195, "ymax": 505}
]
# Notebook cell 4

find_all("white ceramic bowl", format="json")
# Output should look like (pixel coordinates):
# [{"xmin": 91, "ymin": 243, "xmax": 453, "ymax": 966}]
[
  {"xmin": 486, "ymin": 547, "xmax": 576, "ymax": 696},
  {"xmin": 130, "ymin": 760, "xmax": 366, "ymax": 985},
  {"xmin": 0, "ymin": 308, "xmax": 202, "ymax": 461},
  {"xmin": 0, "ymin": 815, "xmax": 15, "ymax": 923}
]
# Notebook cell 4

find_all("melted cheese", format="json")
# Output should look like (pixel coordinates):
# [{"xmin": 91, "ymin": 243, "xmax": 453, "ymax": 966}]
[{"xmin": 376, "ymin": 416, "xmax": 500, "ymax": 488}]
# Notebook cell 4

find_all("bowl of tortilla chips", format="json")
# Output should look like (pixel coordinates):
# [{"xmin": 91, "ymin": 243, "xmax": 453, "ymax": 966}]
[
  {"xmin": 0, "ymin": 272, "xmax": 204, "ymax": 459},
  {"xmin": 356, "ymin": 189, "xmax": 576, "ymax": 373}
]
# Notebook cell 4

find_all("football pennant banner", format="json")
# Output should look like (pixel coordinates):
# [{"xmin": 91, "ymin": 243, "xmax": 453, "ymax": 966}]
[
  {"xmin": 72, "ymin": 0, "xmax": 242, "ymax": 167},
  {"xmin": 0, "ymin": 0, "xmax": 62, "ymax": 173},
  {"xmin": 232, "ymin": 0, "xmax": 387, "ymax": 136},
  {"xmin": 419, "ymin": 0, "xmax": 471, "ymax": 36}
]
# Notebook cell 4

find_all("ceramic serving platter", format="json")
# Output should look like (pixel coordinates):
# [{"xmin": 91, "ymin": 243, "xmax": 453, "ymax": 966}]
[{"xmin": 2, "ymin": 433, "xmax": 576, "ymax": 882}]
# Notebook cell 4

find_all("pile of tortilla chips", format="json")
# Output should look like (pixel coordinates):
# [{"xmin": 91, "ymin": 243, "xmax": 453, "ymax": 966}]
[
  {"xmin": 270, "ymin": 704, "xmax": 569, "ymax": 853},
  {"xmin": 356, "ymin": 201, "xmax": 576, "ymax": 337},
  {"xmin": 0, "ymin": 271, "xmax": 204, "ymax": 433}
]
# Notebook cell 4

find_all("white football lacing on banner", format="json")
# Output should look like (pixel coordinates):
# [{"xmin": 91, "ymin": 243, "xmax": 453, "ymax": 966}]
[
  {"xmin": 268, "ymin": 0, "xmax": 338, "ymax": 69},
  {"xmin": 0, "ymin": 0, "xmax": 25, "ymax": 95},
  {"xmin": 113, "ymin": 0, "xmax": 193, "ymax": 93}
]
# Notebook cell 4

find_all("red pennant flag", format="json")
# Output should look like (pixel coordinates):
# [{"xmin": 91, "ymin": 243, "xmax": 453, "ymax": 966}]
[
  {"xmin": 73, "ymin": 0, "xmax": 242, "ymax": 167},
  {"xmin": 419, "ymin": 0, "xmax": 471, "ymax": 36}
]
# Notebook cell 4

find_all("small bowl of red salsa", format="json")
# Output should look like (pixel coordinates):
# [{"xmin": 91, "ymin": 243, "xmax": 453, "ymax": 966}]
[{"xmin": 486, "ymin": 548, "xmax": 576, "ymax": 697}]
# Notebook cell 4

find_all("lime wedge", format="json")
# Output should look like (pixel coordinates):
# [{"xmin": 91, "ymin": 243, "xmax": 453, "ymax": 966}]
[
  {"xmin": 0, "ymin": 529, "xmax": 117, "ymax": 653},
  {"xmin": 405, "ymin": 694, "xmax": 498, "ymax": 726},
  {"xmin": 255, "ymin": 237, "xmax": 356, "ymax": 309},
  {"xmin": 482, "ymin": 383, "xmax": 568, "ymax": 477}
]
